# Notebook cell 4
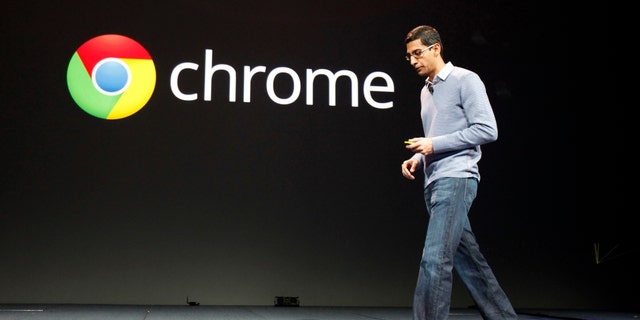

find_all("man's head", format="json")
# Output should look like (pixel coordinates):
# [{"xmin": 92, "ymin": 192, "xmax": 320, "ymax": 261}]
[{"xmin": 405, "ymin": 25, "xmax": 444, "ymax": 79}]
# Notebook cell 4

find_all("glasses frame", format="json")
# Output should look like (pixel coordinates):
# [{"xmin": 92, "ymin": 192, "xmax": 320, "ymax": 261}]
[{"xmin": 405, "ymin": 44, "xmax": 436, "ymax": 61}]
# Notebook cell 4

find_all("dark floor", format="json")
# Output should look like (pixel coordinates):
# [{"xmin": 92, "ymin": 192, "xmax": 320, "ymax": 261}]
[{"xmin": 0, "ymin": 305, "xmax": 637, "ymax": 320}]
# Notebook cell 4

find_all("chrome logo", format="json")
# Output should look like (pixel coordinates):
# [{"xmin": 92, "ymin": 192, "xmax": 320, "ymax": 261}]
[{"xmin": 67, "ymin": 34, "xmax": 156, "ymax": 120}]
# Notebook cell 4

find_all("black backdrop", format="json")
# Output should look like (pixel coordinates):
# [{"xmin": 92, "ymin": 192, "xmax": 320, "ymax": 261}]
[{"xmin": 0, "ymin": 0, "xmax": 624, "ymax": 311}]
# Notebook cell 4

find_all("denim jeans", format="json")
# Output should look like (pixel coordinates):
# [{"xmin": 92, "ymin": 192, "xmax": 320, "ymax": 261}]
[{"xmin": 413, "ymin": 177, "xmax": 518, "ymax": 320}]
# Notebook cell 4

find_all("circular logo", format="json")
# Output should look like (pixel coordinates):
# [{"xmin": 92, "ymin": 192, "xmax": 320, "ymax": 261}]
[{"xmin": 67, "ymin": 34, "xmax": 156, "ymax": 120}]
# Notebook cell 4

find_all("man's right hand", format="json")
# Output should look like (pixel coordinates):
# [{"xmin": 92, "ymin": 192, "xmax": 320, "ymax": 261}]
[{"xmin": 401, "ymin": 159, "xmax": 419, "ymax": 180}]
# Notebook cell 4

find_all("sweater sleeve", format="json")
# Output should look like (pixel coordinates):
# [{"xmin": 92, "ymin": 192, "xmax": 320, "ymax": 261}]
[{"xmin": 430, "ymin": 72, "xmax": 497, "ymax": 154}]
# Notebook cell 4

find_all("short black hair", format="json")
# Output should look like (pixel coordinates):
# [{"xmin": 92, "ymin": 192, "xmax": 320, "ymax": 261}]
[{"xmin": 405, "ymin": 25, "xmax": 442, "ymax": 49}]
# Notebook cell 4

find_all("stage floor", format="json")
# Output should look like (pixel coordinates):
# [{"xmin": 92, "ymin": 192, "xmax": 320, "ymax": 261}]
[{"xmin": 0, "ymin": 305, "xmax": 637, "ymax": 320}]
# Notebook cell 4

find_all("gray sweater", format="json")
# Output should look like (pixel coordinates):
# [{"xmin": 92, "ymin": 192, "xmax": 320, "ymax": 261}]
[{"xmin": 410, "ymin": 62, "xmax": 498, "ymax": 188}]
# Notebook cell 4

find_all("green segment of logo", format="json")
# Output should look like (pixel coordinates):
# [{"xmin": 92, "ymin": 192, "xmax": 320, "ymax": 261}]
[{"xmin": 67, "ymin": 52, "xmax": 121, "ymax": 119}]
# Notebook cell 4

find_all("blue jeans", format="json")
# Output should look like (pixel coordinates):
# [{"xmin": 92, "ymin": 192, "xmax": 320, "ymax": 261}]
[{"xmin": 413, "ymin": 177, "xmax": 517, "ymax": 320}]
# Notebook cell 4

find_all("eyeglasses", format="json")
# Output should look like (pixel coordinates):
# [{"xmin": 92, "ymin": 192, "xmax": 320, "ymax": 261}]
[{"xmin": 405, "ymin": 44, "xmax": 436, "ymax": 61}]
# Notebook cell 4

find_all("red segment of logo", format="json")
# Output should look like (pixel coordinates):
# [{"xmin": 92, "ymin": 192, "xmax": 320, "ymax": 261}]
[{"xmin": 76, "ymin": 34, "xmax": 152, "ymax": 75}]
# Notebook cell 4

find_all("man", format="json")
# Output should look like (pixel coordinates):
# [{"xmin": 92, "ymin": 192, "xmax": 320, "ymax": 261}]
[{"xmin": 401, "ymin": 25, "xmax": 518, "ymax": 320}]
